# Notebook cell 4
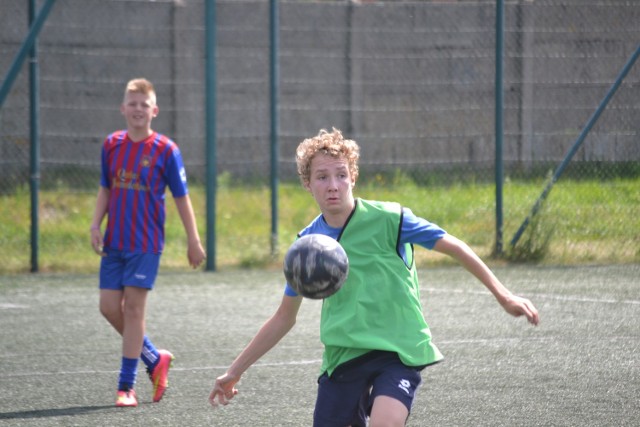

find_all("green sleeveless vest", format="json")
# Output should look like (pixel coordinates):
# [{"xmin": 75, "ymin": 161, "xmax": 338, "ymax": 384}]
[{"xmin": 320, "ymin": 199, "xmax": 443, "ymax": 375}]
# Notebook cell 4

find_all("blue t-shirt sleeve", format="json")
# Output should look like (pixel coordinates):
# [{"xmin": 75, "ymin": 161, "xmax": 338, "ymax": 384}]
[
  {"xmin": 400, "ymin": 207, "xmax": 447, "ymax": 249},
  {"xmin": 284, "ymin": 282, "xmax": 299, "ymax": 297},
  {"xmin": 165, "ymin": 144, "xmax": 189, "ymax": 198}
]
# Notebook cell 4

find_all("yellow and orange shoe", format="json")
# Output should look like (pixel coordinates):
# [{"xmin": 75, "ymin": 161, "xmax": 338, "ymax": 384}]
[
  {"xmin": 148, "ymin": 349, "xmax": 174, "ymax": 402},
  {"xmin": 115, "ymin": 389, "xmax": 138, "ymax": 407}
]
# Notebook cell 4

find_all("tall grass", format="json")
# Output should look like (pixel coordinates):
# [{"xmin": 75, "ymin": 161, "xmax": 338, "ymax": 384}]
[{"xmin": 0, "ymin": 177, "xmax": 638, "ymax": 274}]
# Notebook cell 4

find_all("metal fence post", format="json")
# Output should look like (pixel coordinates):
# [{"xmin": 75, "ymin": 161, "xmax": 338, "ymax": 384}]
[
  {"xmin": 29, "ymin": 0, "xmax": 40, "ymax": 273},
  {"xmin": 270, "ymin": 0, "xmax": 280, "ymax": 257},
  {"xmin": 205, "ymin": 0, "xmax": 217, "ymax": 271},
  {"xmin": 494, "ymin": 0, "xmax": 505, "ymax": 256}
]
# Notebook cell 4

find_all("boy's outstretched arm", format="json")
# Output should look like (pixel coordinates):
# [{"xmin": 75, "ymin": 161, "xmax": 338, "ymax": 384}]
[
  {"xmin": 433, "ymin": 234, "xmax": 540, "ymax": 326},
  {"xmin": 174, "ymin": 195, "xmax": 206, "ymax": 268},
  {"xmin": 210, "ymin": 295, "xmax": 303, "ymax": 407}
]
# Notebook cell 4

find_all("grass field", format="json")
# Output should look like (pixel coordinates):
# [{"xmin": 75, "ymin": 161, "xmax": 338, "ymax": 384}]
[
  {"xmin": 1, "ymin": 177, "xmax": 639, "ymax": 274},
  {"xmin": 1, "ymin": 265, "xmax": 638, "ymax": 426}
]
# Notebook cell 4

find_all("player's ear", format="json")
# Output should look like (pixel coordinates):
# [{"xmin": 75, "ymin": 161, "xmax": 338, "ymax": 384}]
[{"xmin": 152, "ymin": 105, "xmax": 159, "ymax": 117}]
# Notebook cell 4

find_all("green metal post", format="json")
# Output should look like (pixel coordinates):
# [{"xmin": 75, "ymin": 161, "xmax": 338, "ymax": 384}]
[
  {"xmin": 205, "ymin": 0, "xmax": 217, "ymax": 271},
  {"xmin": 269, "ymin": 0, "xmax": 280, "ymax": 257},
  {"xmin": 29, "ymin": 0, "xmax": 40, "ymax": 273},
  {"xmin": 0, "ymin": 0, "xmax": 56, "ymax": 109},
  {"xmin": 494, "ymin": 0, "xmax": 505, "ymax": 256}
]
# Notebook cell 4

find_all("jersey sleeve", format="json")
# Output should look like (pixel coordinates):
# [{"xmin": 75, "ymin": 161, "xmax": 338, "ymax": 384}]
[
  {"xmin": 99, "ymin": 137, "xmax": 111, "ymax": 189},
  {"xmin": 400, "ymin": 207, "xmax": 447, "ymax": 249},
  {"xmin": 164, "ymin": 143, "xmax": 189, "ymax": 198},
  {"xmin": 284, "ymin": 284, "xmax": 299, "ymax": 297}
]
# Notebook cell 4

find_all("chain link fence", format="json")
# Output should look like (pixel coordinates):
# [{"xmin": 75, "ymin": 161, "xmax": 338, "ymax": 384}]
[{"xmin": 1, "ymin": 0, "xmax": 638, "ymax": 269}]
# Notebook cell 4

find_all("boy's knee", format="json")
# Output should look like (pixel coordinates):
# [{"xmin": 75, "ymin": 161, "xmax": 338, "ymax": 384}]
[
  {"xmin": 99, "ymin": 300, "xmax": 119, "ymax": 319},
  {"xmin": 122, "ymin": 300, "xmax": 145, "ymax": 321}
]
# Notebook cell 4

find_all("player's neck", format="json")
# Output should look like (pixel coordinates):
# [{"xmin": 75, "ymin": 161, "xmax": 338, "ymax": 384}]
[
  {"xmin": 127, "ymin": 128, "xmax": 154, "ymax": 143},
  {"xmin": 322, "ymin": 200, "xmax": 356, "ymax": 229}
]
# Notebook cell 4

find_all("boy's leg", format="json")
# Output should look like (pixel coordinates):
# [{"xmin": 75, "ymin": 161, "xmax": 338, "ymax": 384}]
[
  {"xmin": 122, "ymin": 286, "xmax": 148, "ymax": 359},
  {"xmin": 100, "ymin": 290, "xmax": 164, "ymax": 392},
  {"xmin": 313, "ymin": 372, "xmax": 370, "ymax": 427},
  {"xmin": 141, "ymin": 335, "xmax": 159, "ymax": 367},
  {"xmin": 99, "ymin": 290, "xmax": 161, "ymax": 367},
  {"xmin": 368, "ymin": 396, "xmax": 409, "ymax": 427},
  {"xmin": 368, "ymin": 358, "xmax": 422, "ymax": 427},
  {"xmin": 120, "ymin": 251, "xmax": 173, "ymax": 403},
  {"xmin": 99, "ymin": 249, "xmax": 126, "ymax": 334},
  {"xmin": 99, "ymin": 289, "xmax": 125, "ymax": 333},
  {"xmin": 112, "ymin": 285, "xmax": 148, "ymax": 401},
  {"xmin": 101, "ymin": 250, "xmax": 172, "ymax": 403},
  {"xmin": 120, "ymin": 251, "xmax": 158, "ymax": 364},
  {"xmin": 99, "ymin": 251, "xmax": 137, "ymax": 406}
]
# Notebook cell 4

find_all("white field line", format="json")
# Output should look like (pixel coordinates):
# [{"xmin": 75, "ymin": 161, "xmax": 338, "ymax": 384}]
[{"xmin": 0, "ymin": 303, "xmax": 29, "ymax": 309}]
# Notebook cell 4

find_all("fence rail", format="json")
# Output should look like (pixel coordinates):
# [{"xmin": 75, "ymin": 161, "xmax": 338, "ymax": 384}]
[{"xmin": 1, "ymin": 0, "xmax": 638, "ymax": 270}]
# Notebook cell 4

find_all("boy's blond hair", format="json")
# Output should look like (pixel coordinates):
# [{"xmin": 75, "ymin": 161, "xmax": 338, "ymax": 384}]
[
  {"xmin": 295, "ymin": 128, "xmax": 360, "ymax": 186},
  {"xmin": 123, "ymin": 78, "xmax": 156, "ymax": 104}
]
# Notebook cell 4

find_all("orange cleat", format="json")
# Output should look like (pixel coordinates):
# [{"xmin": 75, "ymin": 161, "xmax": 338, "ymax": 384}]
[
  {"xmin": 116, "ymin": 389, "xmax": 138, "ymax": 407},
  {"xmin": 148, "ymin": 349, "xmax": 174, "ymax": 402}
]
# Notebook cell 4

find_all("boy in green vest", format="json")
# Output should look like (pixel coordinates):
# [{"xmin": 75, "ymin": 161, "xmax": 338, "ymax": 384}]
[{"xmin": 209, "ymin": 128, "xmax": 539, "ymax": 426}]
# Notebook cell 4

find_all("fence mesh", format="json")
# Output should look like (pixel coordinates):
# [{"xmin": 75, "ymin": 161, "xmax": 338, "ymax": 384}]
[{"xmin": 1, "ymin": 0, "xmax": 638, "ymax": 269}]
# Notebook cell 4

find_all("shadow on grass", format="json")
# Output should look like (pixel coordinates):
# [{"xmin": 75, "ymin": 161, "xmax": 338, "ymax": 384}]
[{"xmin": 0, "ymin": 405, "xmax": 116, "ymax": 420}]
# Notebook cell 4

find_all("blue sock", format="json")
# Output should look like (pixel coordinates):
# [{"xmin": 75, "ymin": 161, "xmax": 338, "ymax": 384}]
[
  {"xmin": 140, "ymin": 335, "xmax": 160, "ymax": 370},
  {"xmin": 118, "ymin": 357, "xmax": 138, "ymax": 391}
]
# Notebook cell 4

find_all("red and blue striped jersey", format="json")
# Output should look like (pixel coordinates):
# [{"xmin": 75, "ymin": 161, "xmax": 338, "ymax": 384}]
[{"xmin": 100, "ymin": 130, "xmax": 189, "ymax": 254}]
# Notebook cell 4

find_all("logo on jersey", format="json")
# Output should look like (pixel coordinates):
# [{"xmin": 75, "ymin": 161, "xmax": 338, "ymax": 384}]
[
  {"xmin": 140, "ymin": 155, "xmax": 152, "ymax": 168},
  {"xmin": 180, "ymin": 167, "xmax": 187, "ymax": 183},
  {"xmin": 113, "ymin": 168, "xmax": 149, "ymax": 192}
]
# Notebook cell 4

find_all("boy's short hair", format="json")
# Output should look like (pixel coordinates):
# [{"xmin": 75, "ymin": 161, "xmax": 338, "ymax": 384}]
[
  {"xmin": 296, "ymin": 128, "xmax": 360, "ymax": 185},
  {"xmin": 124, "ymin": 78, "xmax": 156, "ymax": 103}
]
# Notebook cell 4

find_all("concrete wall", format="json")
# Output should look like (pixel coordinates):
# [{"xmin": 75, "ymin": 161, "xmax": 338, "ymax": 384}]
[{"xmin": 1, "ymin": 0, "xmax": 638, "ymax": 187}]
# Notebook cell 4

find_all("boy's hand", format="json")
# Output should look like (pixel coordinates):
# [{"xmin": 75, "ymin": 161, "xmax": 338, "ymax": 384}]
[
  {"xmin": 501, "ymin": 294, "xmax": 540, "ymax": 326},
  {"xmin": 209, "ymin": 373, "xmax": 239, "ymax": 407},
  {"xmin": 90, "ymin": 227, "xmax": 106, "ymax": 256},
  {"xmin": 188, "ymin": 240, "xmax": 206, "ymax": 268}
]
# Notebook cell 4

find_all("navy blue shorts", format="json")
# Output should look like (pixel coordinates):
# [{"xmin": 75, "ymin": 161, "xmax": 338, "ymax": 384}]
[
  {"xmin": 313, "ymin": 351, "xmax": 424, "ymax": 427},
  {"xmin": 99, "ymin": 248, "xmax": 161, "ymax": 290}
]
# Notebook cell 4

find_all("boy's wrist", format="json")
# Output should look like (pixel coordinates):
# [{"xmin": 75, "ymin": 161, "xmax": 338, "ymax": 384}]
[{"xmin": 90, "ymin": 225, "xmax": 100, "ymax": 231}]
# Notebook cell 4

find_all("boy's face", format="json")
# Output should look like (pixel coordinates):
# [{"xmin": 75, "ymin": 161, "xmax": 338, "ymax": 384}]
[
  {"xmin": 304, "ymin": 153, "xmax": 355, "ymax": 216},
  {"xmin": 120, "ymin": 91, "xmax": 158, "ymax": 132}
]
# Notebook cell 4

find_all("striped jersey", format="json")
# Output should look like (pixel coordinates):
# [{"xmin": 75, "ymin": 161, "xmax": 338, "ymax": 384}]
[{"xmin": 100, "ymin": 130, "xmax": 189, "ymax": 254}]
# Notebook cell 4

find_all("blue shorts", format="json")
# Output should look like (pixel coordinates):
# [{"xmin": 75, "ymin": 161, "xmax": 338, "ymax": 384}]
[
  {"xmin": 313, "ymin": 351, "xmax": 424, "ymax": 427},
  {"xmin": 99, "ymin": 248, "xmax": 161, "ymax": 290}
]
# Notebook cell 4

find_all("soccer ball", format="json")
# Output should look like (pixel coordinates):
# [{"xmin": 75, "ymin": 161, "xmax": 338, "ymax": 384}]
[{"xmin": 283, "ymin": 234, "xmax": 349, "ymax": 299}]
